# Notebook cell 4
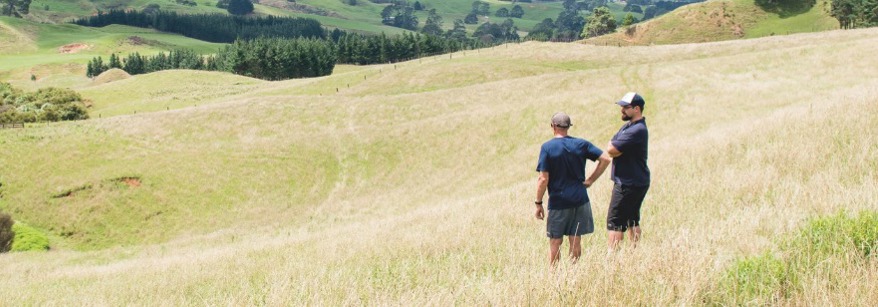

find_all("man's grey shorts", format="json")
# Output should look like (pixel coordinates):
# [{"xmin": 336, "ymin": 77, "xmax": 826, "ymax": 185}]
[{"xmin": 547, "ymin": 203, "xmax": 594, "ymax": 238}]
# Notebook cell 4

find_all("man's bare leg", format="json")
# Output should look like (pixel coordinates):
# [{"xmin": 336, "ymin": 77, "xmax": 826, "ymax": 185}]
[
  {"xmin": 607, "ymin": 230, "xmax": 624, "ymax": 253},
  {"xmin": 549, "ymin": 238, "xmax": 563, "ymax": 266},
  {"xmin": 627, "ymin": 226, "xmax": 641, "ymax": 249},
  {"xmin": 568, "ymin": 236, "xmax": 582, "ymax": 263}
]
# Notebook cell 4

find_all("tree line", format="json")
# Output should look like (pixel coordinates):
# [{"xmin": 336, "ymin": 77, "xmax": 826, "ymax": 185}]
[
  {"xmin": 332, "ymin": 31, "xmax": 487, "ymax": 65},
  {"xmin": 73, "ymin": 10, "xmax": 325, "ymax": 43},
  {"xmin": 87, "ymin": 38, "xmax": 336, "ymax": 81},
  {"xmin": 86, "ymin": 29, "xmax": 493, "ymax": 80},
  {"xmin": 829, "ymin": 0, "xmax": 878, "ymax": 28},
  {"xmin": 78, "ymin": 8, "xmax": 503, "ymax": 80}
]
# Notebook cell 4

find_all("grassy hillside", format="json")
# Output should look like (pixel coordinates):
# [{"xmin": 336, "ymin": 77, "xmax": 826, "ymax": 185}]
[
  {"xmin": 586, "ymin": 0, "xmax": 839, "ymax": 45},
  {"xmin": 0, "ymin": 17, "xmax": 224, "ymax": 91},
  {"xmin": 2, "ymin": 27, "xmax": 878, "ymax": 304},
  {"xmin": 20, "ymin": 0, "xmax": 628, "ymax": 35},
  {"xmin": 19, "ymin": 0, "xmax": 841, "ymax": 44}
]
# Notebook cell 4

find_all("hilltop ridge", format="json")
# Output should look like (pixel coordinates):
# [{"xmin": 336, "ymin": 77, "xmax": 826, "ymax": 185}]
[{"xmin": 586, "ymin": 0, "xmax": 838, "ymax": 45}]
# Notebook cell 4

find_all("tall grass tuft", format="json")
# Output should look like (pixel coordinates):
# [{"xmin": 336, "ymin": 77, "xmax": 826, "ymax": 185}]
[{"xmin": 708, "ymin": 211, "xmax": 878, "ymax": 304}]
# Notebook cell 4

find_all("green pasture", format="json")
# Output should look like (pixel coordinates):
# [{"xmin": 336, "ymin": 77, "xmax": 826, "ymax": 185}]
[{"xmin": 0, "ymin": 17, "xmax": 224, "ymax": 90}]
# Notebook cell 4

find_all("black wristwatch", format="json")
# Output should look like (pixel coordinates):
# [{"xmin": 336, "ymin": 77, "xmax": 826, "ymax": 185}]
[{"xmin": 534, "ymin": 200, "xmax": 543, "ymax": 205}]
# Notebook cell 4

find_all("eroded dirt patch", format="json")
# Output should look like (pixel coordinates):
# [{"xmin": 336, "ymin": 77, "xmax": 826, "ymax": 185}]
[
  {"xmin": 58, "ymin": 43, "xmax": 90, "ymax": 54},
  {"xmin": 115, "ymin": 177, "xmax": 142, "ymax": 188},
  {"xmin": 52, "ymin": 185, "xmax": 93, "ymax": 198}
]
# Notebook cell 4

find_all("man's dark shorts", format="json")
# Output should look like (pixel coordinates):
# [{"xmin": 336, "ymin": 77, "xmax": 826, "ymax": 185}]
[
  {"xmin": 607, "ymin": 184, "xmax": 650, "ymax": 231},
  {"xmin": 547, "ymin": 203, "xmax": 594, "ymax": 238}
]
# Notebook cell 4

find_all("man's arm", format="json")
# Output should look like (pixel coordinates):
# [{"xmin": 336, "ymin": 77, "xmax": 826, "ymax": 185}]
[
  {"xmin": 584, "ymin": 152, "xmax": 611, "ymax": 188},
  {"xmin": 606, "ymin": 141, "xmax": 622, "ymax": 158},
  {"xmin": 535, "ymin": 171, "xmax": 549, "ymax": 220}
]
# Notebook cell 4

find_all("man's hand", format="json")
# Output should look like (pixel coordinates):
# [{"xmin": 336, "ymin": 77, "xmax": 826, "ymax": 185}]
[
  {"xmin": 584, "ymin": 179, "xmax": 594, "ymax": 188},
  {"xmin": 534, "ymin": 205, "xmax": 544, "ymax": 220}
]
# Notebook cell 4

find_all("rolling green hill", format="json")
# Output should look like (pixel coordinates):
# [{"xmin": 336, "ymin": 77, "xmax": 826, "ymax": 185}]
[
  {"xmin": 1, "ymin": 25, "xmax": 877, "ymax": 304},
  {"xmin": 0, "ymin": 17, "xmax": 225, "ymax": 91},
  {"xmin": 18, "ymin": 0, "xmax": 843, "ymax": 44},
  {"xmin": 22, "ymin": 0, "xmax": 613, "ymax": 35},
  {"xmin": 586, "ymin": 0, "xmax": 839, "ymax": 45}
]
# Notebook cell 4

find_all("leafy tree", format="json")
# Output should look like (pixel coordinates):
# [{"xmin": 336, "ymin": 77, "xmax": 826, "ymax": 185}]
[
  {"xmin": 421, "ymin": 9, "xmax": 444, "ymax": 36},
  {"xmin": 1, "ymin": 0, "xmax": 31, "ymax": 17},
  {"xmin": 496, "ymin": 7, "xmax": 509, "ymax": 17},
  {"xmin": 526, "ymin": 18, "xmax": 555, "ymax": 41},
  {"xmin": 413, "ymin": 0, "xmax": 423, "ymax": 10},
  {"xmin": 473, "ymin": 18, "xmax": 519, "ymax": 43},
  {"xmin": 471, "ymin": 1, "xmax": 489, "ymax": 15},
  {"xmin": 622, "ymin": 12, "xmax": 638, "ymax": 26},
  {"xmin": 830, "ymin": 0, "xmax": 878, "ymax": 28},
  {"xmin": 554, "ymin": 8, "xmax": 585, "ymax": 40},
  {"xmin": 464, "ymin": 12, "xmax": 479, "ymax": 24},
  {"xmin": 479, "ymin": 2, "xmax": 490, "ymax": 15},
  {"xmin": 446, "ymin": 19, "xmax": 468, "ymax": 40},
  {"xmin": 381, "ymin": 3, "xmax": 419, "ymax": 30},
  {"xmin": 643, "ymin": 5, "xmax": 657, "ymax": 19},
  {"xmin": 581, "ymin": 6, "xmax": 616, "ymax": 38},
  {"xmin": 510, "ymin": 5, "xmax": 524, "ymax": 18},
  {"xmin": 227, "ymin": 0, "xmax": 253, "ymax": 15}
]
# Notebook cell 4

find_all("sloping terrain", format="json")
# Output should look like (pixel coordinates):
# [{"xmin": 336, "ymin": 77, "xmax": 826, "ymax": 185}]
[
  {"xmin": 0, "ymin": 17, "xmax": 224, "ymax": 90},
  {"xmin": 587, "ymin": 0, "xmax": 838, "ymax": 45},
  {"xmin": 0, "ymin": 27, "xmax": 876, "ymax": 304}
]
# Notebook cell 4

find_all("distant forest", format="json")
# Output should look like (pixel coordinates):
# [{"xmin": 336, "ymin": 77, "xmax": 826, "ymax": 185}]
[
  {"xmin": 79, "ymin": 10, "xmax": 492, "ymax": 80},
  {"xmin": 73, "ymin": 10, "xmax": 326, "ymax": 43}
]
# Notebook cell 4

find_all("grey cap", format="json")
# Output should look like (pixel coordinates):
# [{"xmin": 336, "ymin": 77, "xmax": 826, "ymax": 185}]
[
  {"xmin": 617, "ymin": 92, "xmax": 645, "ymax": 107},
  {"xmin": 551, "ymin": 112, "xmax": 572, "ymax": 128}
]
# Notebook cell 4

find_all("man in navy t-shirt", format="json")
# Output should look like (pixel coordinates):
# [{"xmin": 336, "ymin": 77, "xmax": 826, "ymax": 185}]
[
  {"xmin": 535, "ymin": 112, "xmax": 611, "ymax": 266},
  {"xmin": 606, "ymin": 92, "xmax": 651, "ymax": 253}
]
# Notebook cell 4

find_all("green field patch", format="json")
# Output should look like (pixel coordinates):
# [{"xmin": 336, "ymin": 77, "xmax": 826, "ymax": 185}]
[
  {"xmin": 707, "ymin": 211, "xmax": 878, "ymax": 304},
  {"xmin": 81, "ymin": 70, "xmax": 263, "ymax": 117}
]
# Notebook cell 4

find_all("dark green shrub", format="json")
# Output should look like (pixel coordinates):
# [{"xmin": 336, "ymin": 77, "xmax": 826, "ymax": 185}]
[{"xmin": 0, "ymin": 84, "xmax": 88, "ymax": 124}]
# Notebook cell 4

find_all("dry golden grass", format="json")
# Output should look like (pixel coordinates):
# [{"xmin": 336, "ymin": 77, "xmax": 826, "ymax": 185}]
[
  {"xmin": 1, "ymin": 28, "xmax": 877, "ymax": 304},
  {"xmin": 91, "ymin": 68, "xmax": 131, "ymax": 85}
]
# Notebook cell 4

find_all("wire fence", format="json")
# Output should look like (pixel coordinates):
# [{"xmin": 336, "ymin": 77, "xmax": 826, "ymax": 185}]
[{"xmin": 0, "ymin": 123, "xmax": 25, "ymax": 129}]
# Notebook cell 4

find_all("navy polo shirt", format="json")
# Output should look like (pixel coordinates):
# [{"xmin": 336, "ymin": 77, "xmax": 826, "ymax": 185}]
[
  {"xmin": 610, "ymin": 118, "xmax": 650, "ymax": 187},
  {"xmin": 536, "ymin": 136, "xmax": 604, "ymax": 210}
]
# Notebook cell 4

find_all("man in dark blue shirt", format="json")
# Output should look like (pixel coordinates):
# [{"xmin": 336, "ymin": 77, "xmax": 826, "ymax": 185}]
[
  {"xmin": 606, "ymin": 92, "xmax": 651, "ymax": 253},
  {"xmin": 535, "ymin": 112, "xmax": 611, "ymax": 266}
]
